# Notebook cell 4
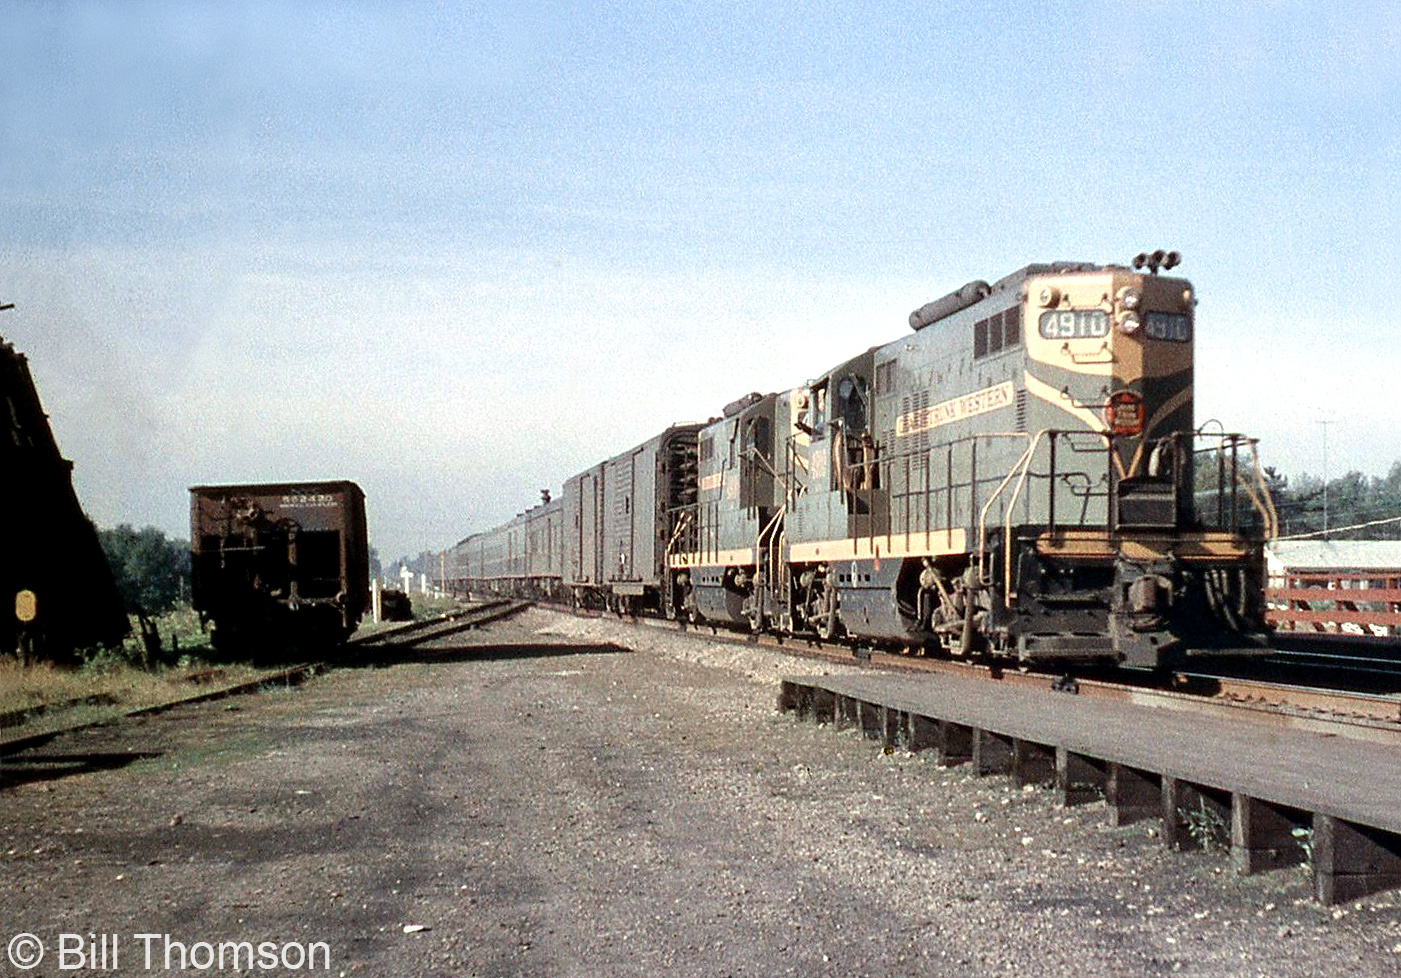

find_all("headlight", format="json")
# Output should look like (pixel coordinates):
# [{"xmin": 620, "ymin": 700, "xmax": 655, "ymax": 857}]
[
  {"xmin": 1118, "ymin": 287, "xmax": 1142, "ymax": 311},
  {"xmin": 1118, "ymin": 314, "xmax": 1142, "ymax": 335},
  {"xmin": 1038, "ymin": 286, "xmax": 1060, "ymax": 308}
]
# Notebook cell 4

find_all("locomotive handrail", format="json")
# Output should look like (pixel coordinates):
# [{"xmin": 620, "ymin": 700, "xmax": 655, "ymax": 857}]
[
  {"xmin": 748, "ymin": 443, "xmax": 782, "ymax": 482},
  {"xmin": 996, "ymin": 429, "xmax": 1056, "ymax": 599},
  {"xmin": 1243, "ymin": 438, "xmax": 1279, "ymax": 541},
  {"xmin": 1058, "ymin": 340, "xmax": 1116, "ymax": 365},
  {"xmin": 827, "ymin": 423, "xmax": 1273, "ymax": 606},
  {"xmin": 971, "ymin": 432, "xmax": 1038, "ymax": 588},
  {"xmin": 756, "ymin": 504, "xmax": 785, "ymax": 586},
  {"xmin": 1192, "ymin": 433, "xmax": 1278, "ymax": 541},
  {"xmin": 665, "ymin": 507, "xmax": 695, "ymax": 562}
]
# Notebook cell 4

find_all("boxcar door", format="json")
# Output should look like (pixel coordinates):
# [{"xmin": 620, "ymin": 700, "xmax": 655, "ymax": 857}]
[
  {"xmin": 578, "ymin": 471, "xmax": 601, "ymax": 584},
  {"xmin": 606, "ymin": 451, "xmax": 639, "ymax": 584}
]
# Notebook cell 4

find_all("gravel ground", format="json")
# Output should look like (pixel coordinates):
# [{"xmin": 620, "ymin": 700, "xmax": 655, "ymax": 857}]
[{"xmin": 3, "ymin": 607, "xmax": 1400, "ymax": 977}]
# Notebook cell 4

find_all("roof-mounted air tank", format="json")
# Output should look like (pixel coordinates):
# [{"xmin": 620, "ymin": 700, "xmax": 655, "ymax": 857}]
[
  {"xmin": 908, "ymin": 280, "xmax": 991, "ymax": 331},
  {"xmin": 722, "ymin": 391, "xmax": 764, "ymax": 418}
]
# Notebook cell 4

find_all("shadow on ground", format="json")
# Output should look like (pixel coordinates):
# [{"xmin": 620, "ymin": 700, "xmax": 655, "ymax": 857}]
[
  {"xmin": 1, "ymin": 750, "xmax": 162, "ymax": 789},
  {"xmin": 349, "ymin": 641, "xmax": 632, "ymax": 668}
]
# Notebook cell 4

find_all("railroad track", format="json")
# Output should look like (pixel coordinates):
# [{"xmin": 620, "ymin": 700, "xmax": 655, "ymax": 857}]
[
  {"xmin": 0, "ymin": 663, "xmax": 319, "ymax": 757},
  {"xmin": 1, "ymin": 600, "xmax": 530, "ymax": 759},
  {"xmin": 439, "ymin": 598, "xmax": 1401, "ymax": 741},
  {"xmin": 347, "ymin": 598, "xmax": 530, "ymax": 652}
]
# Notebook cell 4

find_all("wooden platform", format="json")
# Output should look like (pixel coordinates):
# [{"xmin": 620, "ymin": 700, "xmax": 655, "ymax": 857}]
[{"xmin": 778, "ymin": 670, "xmax": 1401, "ymax": 905}]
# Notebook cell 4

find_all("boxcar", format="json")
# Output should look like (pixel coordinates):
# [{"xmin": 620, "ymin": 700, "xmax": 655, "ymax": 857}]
[
  {"xmin": 190, "ymin": 480, "xmax": 369, "ymax": 654},
  {"xmin": 564, "ymin": 424, "xmax": 701, "ymax": 613}
]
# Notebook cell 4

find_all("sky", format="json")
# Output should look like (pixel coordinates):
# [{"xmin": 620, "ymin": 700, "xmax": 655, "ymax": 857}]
[{"xmin": 3, "ymin": 0, "xmax": 1399, "ymax": 561}]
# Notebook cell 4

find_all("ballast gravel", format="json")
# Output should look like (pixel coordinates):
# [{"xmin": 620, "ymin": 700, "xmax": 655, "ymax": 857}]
[{"xmin": 2, "ymin": 607, "xmax": 1399, "ymax": 977}]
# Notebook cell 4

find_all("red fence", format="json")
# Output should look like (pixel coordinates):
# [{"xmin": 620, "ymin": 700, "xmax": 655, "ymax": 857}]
[{"xmin": 1266, "ymin": 570, "xmax": 1401, "ymax": 636}]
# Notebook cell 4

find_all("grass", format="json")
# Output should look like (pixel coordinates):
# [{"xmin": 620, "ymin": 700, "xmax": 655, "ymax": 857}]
[
  {"xmin": 0, "ymin": 604, "xmax": 272, "ymax": 733},
  {"xmin": 401, "ymin": 592, "xmax": 467, "ymax": 619},
  {"xmin": 2, "ymin": 594, "xmax": 469, "ymax": 733}
]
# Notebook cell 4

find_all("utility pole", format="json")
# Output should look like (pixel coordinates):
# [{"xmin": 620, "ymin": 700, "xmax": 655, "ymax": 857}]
[{"xmin": 1316, "ymin": 418, "xmax": 1334, "ymax": 535}]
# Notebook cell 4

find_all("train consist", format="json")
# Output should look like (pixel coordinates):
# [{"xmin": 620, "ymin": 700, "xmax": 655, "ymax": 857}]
[
  {"xmin": 2, "ymin": 331, "xmax": 129, "ymax": 661},
  {"xmin": 445, "ymin": 255, "xmax": 1278, "ymax": 669},
  {"xmin": 190, "ymin": 481, "xmax": 370, "ymax": 654}
]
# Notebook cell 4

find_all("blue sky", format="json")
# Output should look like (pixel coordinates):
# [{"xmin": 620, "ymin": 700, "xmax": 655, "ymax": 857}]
[{"xmin": 3, "ymin": 1, "xmax": 1398, "ymax": 560}]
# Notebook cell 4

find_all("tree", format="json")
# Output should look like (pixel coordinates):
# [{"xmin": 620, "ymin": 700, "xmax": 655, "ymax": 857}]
[{"xmin": 98, "ymin": 525, "xmax": 190, "ymax": 615}]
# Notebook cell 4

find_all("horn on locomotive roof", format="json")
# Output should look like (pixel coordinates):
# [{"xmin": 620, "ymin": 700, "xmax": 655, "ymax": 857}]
[{"xmin": 1132, "ymin": 250, "xmax": 1181, "ymax": 275}]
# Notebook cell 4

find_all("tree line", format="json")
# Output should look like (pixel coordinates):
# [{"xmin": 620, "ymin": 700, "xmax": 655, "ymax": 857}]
[{"xmin": 1265, "ymin": 461, "xmax": 1401, "ymax": 539}]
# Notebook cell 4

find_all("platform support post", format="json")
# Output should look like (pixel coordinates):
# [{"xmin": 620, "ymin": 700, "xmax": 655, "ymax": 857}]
[
  {"xmin": 858, "ymin": 701, "xmax": 883, "ymax": 741},
  {"xmin": 880, "ymin": 708, "xmax": 905, "ymax": 750},
  {"xmin": 935, "ymin": 721, "xmax": 972, "ymax": 767},
  {"xmin": 1313, "ymin": 814, "xmax": 1401, "ymax": 905},
  {"xmin": 1056, "ymin": 748, "xmax": 1105, "ymax": 808},
  {"xmin": 1231, "ymin": 794, "xmax": 1308, "ymax": 875},
  {"xmin": 1105, "ymin": 764, "xmax": 1159, "ymax": 826},
  {"xmin": 810, "ymin": 687, "xmax": 835, "ymax": 725},
  {"xmin": 777, "ymin": 680, "xmax": 804, "ymax": 716},
  {"xmin": 908, "ymin": 715, "xmax": 938, "ymax": 753},
  {"xmin": 1162, "ymin": 779, "xmax": 1230, "ymax": 851},
  {"xmin": 973, "ymin": 729, "xmax": 1014, "ymax": 777},
  {"xmin": 834, "ymin": 695, "xmax": 857, "ymax": 732}
]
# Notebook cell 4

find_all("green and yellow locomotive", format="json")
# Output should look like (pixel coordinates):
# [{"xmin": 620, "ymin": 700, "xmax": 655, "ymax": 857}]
[{"xmin": 669, "ymin": 255, "xmax": 1275, "ymax": 668}]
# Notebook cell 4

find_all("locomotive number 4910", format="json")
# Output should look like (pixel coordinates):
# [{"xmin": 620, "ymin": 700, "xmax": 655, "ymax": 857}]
[{"xmin": 1038, "ymin": 309, "xmax": 1109, "ymax": 339}]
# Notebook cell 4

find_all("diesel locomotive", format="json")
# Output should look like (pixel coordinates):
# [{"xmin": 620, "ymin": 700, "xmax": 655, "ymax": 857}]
[{"xmin": 448, "ymin": 255, "xmax": 1276, "ymax": 669}]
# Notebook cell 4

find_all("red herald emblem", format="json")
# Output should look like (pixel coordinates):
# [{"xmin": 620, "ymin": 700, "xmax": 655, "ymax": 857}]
[{"xmin": 1105, "ymin": 390, "xmax": 1145, "ymax": 436}]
